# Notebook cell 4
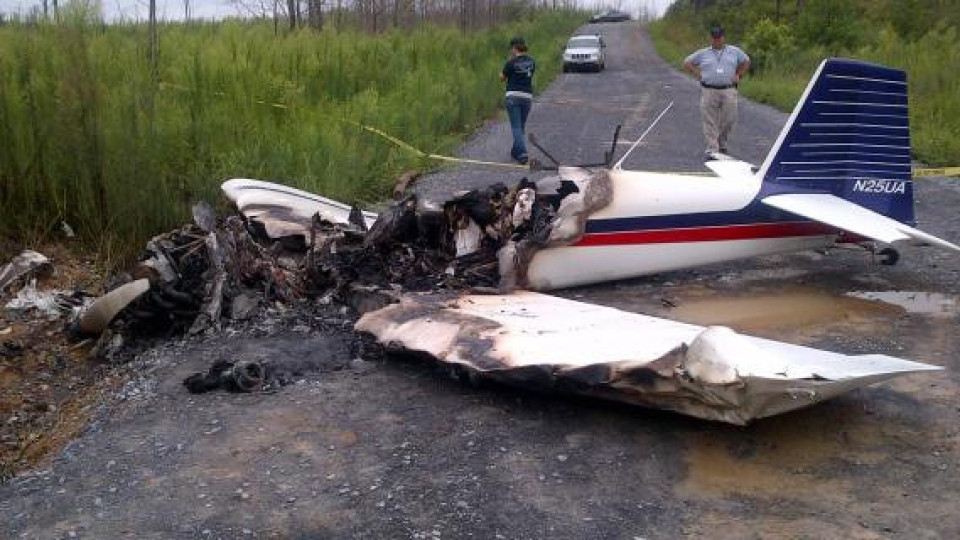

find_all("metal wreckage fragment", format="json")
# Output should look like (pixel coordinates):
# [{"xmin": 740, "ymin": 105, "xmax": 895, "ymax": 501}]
[
  {"xmin": 0, "ymin": 250, "xmax": 52, "ymax": 293},
  {"xmin": 354, "ymin": 292, "xmax": 940, "ymax": 425}
]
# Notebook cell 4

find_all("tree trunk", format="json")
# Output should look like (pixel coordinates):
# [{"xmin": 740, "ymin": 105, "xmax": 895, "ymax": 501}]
[
  {"xmin": 287, "ymin": 0, "xmax": 298, "ymax": 29},
  {"xmin": 149, "ymin": 0, "xmax": 159, "ymax": 84}
]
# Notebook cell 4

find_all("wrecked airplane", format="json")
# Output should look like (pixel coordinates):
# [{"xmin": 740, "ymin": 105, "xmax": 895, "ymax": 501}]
[{"xmin": 208, "ymin": 59, "xmax": 953, "ymax": 423}]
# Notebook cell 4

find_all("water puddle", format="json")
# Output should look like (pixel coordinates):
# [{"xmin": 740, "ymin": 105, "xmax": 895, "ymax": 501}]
[
  {"xmin": 666, "ymin": 289, "xmax": 959, "ymax": 335},
  {"xmin": 845, "ymin": 291, "xmax": 958, "ymax": 317},
  {"xmin": 669, "ymin": 291, "xmax": 903, "ymax": 333}
]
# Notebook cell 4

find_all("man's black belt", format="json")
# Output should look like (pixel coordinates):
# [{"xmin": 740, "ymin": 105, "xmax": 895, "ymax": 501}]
[{"xmin": 701, "ymin": 82, "xmax": 737, "ymax": 89}]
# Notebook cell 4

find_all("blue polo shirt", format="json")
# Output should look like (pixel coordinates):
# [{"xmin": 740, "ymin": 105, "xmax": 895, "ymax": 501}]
[
  {"xmin": 685, "ymin": 45, "xmax": 749, "ymax": 86},
  {"xmin": 502, "ymin": 54, "xmax": 535, "ymax": 98}
]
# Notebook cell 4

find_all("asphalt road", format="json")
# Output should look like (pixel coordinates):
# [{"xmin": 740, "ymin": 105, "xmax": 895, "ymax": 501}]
[
  {"xmin": 414, "ymin": 21, "xmax": 783, "ymax": 201},
  {"xmin": 3, "ymin": 23, "xmax": 960, "ymax": 539}
]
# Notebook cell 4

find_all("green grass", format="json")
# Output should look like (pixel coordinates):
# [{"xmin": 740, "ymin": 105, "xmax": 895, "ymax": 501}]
[
  {"xmin": 0, "ymin": 12, "xmax": 583, "ymax": 261},
  {"xmin": 649, "ymin": 2, "xmax": 960, "ymax": 167}
]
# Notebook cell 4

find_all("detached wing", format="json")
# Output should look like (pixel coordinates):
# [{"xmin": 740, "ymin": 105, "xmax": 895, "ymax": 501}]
[
  {"xmin": 356, "ymin": 291, "xmax": 942, "ymax": 425},
  {"xmin": 761, "ymin": 193, "xmax": 960, "ymax": 251}
]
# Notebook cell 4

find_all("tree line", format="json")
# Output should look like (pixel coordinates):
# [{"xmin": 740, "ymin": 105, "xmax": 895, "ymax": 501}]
[
  {"xmin": 1, "ymin": 0, "xmax": 585, "ymax": 32},
  {"xmin": 233, "ymin": 0, "xmax": 584, "ymax": 33}
]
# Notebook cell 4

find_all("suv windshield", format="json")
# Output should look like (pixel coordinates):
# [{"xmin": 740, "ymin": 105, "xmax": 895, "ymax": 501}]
[{"xmin": 567, "ymin": 37, "xmax": 598, "ymax": 49}]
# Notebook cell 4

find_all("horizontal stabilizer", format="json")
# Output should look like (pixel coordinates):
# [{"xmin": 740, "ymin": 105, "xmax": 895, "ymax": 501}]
[{"xmin": 761, "ymin": 193, "xmax": 960, "ymax": 251}]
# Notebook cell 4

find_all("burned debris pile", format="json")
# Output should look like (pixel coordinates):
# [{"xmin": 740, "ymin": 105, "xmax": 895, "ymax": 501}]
[
  {"xmin": 1, "ymin": 168, "xmax": 606, "ymax": 399},
  {"xmin": 1, "ymin": 171, "xmax": 599, "ymax": 392}
]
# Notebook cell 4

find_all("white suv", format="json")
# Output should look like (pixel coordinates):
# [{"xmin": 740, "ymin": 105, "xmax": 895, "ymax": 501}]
[{"xmin": 562, "ymin": 34, "xmax": 606, "ymax": 72}]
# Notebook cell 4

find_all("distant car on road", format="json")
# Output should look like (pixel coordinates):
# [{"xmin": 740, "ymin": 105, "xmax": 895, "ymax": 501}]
[
  {"xmin": 562, "ymin": 34, "xmax": 606, "ymax": 73},
  {"xmin": 589, "ymin": 10, "xmax": 631, "ymax": 23}
]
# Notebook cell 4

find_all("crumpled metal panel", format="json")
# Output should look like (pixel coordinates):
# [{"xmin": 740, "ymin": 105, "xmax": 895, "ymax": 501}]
[
  {"xmin": 222, "ymin": 178, "xmax": 378, "ymax": 241},
  {"xmin": 355, "ymin": 291, "xmax": 942, "ymax": 425},
  {"xmin": 0, "ymin": 250, "xmax": 51, "ymax": 293}
]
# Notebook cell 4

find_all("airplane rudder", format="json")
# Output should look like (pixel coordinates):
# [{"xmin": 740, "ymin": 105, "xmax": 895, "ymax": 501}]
[{"xmin": 763, "ymin": 58, "xmax": 915, "ymax": 224}]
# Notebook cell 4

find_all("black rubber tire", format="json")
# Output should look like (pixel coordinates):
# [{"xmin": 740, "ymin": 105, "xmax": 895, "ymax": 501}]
[
  {"xmin": 879, "ymin": 247, "xmax": 900, "ymax": 266},
  {"xmin": 235, "ymin": 362, "xmax": 265, "ymax": 392}
]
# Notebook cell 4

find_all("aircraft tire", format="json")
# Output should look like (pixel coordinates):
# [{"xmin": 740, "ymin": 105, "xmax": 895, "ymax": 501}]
[{"xmin": 879, "ymin": 247, "xmax": 900, "ymax": 266}]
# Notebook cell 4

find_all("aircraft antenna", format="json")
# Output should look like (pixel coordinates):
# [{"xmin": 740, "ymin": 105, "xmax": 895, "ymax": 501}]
[{"xmin": 613, "ymin": 101, "xmax": 673, "ymax": 171}]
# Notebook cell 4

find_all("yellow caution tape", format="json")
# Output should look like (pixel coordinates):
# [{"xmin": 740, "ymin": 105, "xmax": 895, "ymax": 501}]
[
  {"xmin": 160, "ymin": 80, "xmax": 526, "ymax": 170},
  {"xmin": 344, "ymin": 120, "xmax": 527, "ymax": 170},
  {"xmin": 163, "ymin": 80, "xmax": 960, "ymax": 177},
  {"xmin": 913, "ymin": 167, "xmax": 960, "ymax": 178}
]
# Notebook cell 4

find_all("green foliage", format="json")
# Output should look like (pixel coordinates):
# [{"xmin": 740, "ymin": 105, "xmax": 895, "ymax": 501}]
[
  {"xmin": 795, "ymin": 0, "xmax": 865, "ymax": 53},
  {"xmin": 886, "ymin": 0, "xmax": 941, "ymax": 40},
  {"xmin": 742, "ymin": 17, "xmax": 795, "ymax": 73},
  {"xmin": 650, "ymin": 0, "xmax": 960, "ymax": 166},
  {"xmin": 0, "ymin": 12, "xmax": 582, "ymax": 260}
]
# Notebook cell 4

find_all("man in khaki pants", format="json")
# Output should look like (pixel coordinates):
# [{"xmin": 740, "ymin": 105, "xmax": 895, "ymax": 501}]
[{"xmin": 683, "ymin": 26, "xmax": 750, "ymax": 158}]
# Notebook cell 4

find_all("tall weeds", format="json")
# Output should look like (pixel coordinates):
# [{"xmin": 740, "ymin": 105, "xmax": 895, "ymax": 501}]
[{"xmin": 0, "ymin": 12, "xmax": 581, "ymax": 259}]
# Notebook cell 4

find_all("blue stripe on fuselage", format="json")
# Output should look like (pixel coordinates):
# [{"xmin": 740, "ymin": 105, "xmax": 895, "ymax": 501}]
[{"xmin": 584, "ymin": 199, "xmax": 800, "ymax": 234}]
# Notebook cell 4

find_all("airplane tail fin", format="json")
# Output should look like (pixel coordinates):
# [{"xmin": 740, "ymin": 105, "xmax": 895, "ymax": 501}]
[{"xmin": 757, "ymin": 58, "xmax": 915, "ymax": 226}]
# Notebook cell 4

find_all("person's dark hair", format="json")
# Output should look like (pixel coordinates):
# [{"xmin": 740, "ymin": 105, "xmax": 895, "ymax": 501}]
[
  {"xmin": 510, "ymin": 36, "xmax": 528, "ymax": 52},
  {"xmin": 710, "ymin": 25, "xmax": 724, "ymax": 38}
]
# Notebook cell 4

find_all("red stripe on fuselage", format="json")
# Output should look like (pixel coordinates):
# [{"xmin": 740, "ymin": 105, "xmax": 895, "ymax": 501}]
[{"xmin": 574, "ymin": 222, "xmax": 837, "ymax": 247}]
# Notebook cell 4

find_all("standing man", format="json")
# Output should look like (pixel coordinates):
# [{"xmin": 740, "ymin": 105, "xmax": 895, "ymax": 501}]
[
  {"xmin": 683, "ymin": 26, "xmax": 750, "ymax": 158},
  {"xmin": 500, "ymin": 36, "xmax": 536, "ymax": 164}
]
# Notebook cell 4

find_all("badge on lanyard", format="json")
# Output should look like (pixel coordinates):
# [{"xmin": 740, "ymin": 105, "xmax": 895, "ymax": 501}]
[{"xmin": 714, "ymin": 49, "xmax": 726, "ymax": 75}]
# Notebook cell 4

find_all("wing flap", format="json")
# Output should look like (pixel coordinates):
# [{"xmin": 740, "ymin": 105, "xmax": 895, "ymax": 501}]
[{"xmin": 761, "ymin": 193, "xmax": 960, "ymax": 251}]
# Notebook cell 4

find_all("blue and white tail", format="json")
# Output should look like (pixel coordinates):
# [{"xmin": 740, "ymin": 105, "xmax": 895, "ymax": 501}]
[{"xmin": 758, "ymin": 58, "xmax": 915, "ymax": 226}]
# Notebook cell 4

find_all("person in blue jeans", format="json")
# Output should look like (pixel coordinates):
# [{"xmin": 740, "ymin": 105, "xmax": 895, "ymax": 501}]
[{"xmin": 500, "ymin": 36, "xmax": 536, "ymax": 164}]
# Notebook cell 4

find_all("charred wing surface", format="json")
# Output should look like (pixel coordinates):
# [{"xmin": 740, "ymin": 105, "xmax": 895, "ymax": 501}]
[
  {"xmin": 356, "ymin": 292, "xmax": 942, "ymax": 425},
  {"xmin": 222, "ymin": 178, "xmax": 378, "ymax": 241}
]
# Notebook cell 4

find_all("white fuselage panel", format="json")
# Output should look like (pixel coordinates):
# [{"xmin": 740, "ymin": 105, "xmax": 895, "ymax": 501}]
[{"xmin": 527, "ymin": 167, "xmax": 834, "ymax": 290}]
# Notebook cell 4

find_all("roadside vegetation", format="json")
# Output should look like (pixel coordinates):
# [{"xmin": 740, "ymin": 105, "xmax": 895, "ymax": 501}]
[
  {"xmin": 0, "ymin": 6, "xmax": 583, "ymax": 263},
  {"xmin": 650, "ymin": 0, "xmax": 960, "ymax": 167}
]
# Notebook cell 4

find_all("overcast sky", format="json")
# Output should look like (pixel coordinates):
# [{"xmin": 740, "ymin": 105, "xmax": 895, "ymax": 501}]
[{"xmin": 0, "ymin": 0, "xmax": 675, "ymax": 21}]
